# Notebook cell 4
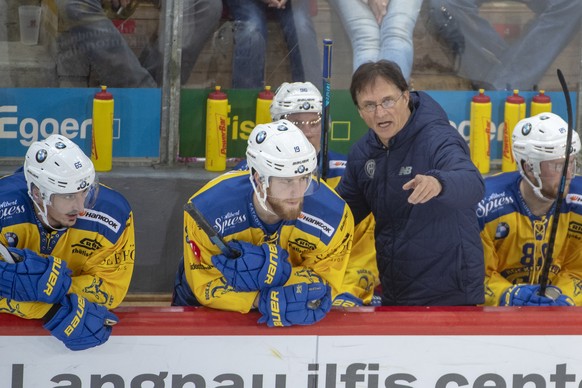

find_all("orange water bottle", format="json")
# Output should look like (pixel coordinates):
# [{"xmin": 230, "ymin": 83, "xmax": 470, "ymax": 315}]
[
  {"xmin": 205, "ymin": 86, "xmax": 230, "ymax": 172},
  {"xmin": 502, "ymin": 90, "xmax": 525, "ymax": 172},
  {"xmin": 91, "ymin": 85, "xmax": 114, "ymax": 172}
]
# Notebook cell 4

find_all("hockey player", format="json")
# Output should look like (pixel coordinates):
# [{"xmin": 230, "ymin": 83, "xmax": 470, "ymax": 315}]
[
  {"xmin": 173, "ymin": 120, "xmax": 354, "ymax": 327},
  {"xmin": 237, "ymin": 82, "xmax": 379, "ymax": 306},
  {"xmin": 479, "ymin": 112, "xmax": 582, "ymax": 306},
  {"xmin": 0, "ymin": 135, "xmax": 135, "ymax": 350}
]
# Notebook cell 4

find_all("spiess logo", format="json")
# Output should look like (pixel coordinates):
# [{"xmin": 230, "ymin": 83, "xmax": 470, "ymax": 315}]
[
  {"xmin": 214, "ymin": 211, "xmax": 246, "ymax": 235},
  {"xmin": 0, "ymin": 200, "xmax": 26, "ymax": 220},
  {"xmin": 476, "ymin": 192, "xmax": 514, "ymax": 218}
]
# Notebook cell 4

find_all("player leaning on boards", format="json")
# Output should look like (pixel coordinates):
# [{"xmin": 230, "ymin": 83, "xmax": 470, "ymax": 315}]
[
  {"xmin": 237, "ymin": 81, "xmax": 379, "ymax": 307},
  {"xmin": 173, "ymin": 121, "xmax": 354, "ymax": 327},
  {"xmin": 479, "ymin": 113, "xmax": 582, "ymax": 306},
  {"xmin": 0, "ymin": 135, "xmax": 135, "ymax": 350}
]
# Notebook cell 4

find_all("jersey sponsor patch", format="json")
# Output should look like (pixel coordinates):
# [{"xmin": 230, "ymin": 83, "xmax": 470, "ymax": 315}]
[
  {"xmin": 566, "ymin": 193, "xmax": 582, "ymax": 205},
  {"xmin": 495, "ymin": 222, "xmax": 510, "ymax": 239},
  {"xmin": 328, "ymin": 159, "xmax": 346, "ymax": 169},
  {"xmin": 476, "ymin": 191, "xmax": 515, "ymax": 218},
  {"xmin": 298, "ymin": 212, "xmax": 335, "ymax": 237},
  {"xmin": 79, "ymin": 209, "xmax": 121, "ymax": 233}
]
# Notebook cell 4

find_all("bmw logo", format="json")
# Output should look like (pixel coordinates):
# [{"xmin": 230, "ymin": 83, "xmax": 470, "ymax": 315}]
[
  {"xmin": 256, "ymin": 131, "xmax": 267, "ymax": 144},
  {"xmin": 495, "ymin": 222, "xmax": 510, "ymax": 239},
  {"xmin": 301, "ymin": 102, "xmax": 311, "ymax": 110},
  {"xmin": 36, "ymin": 149, "xmax": 48, "ymax": 163},
  {"xmin": 277, "ymin": 124, "xmax": 288, "ymax": 131},
  {"xmin": 296, "ymin": 165, "xmax": 306, "ymax": 174},
  {"xmin": 4, "ymin": 232, "xmax": 18, "ymax": 247},
  {"xmin": 521, "ymin": 123, "xmax": 532, "ymax": 136},
  {"xmin": 55, "ymin": 141, "xmax": 66, "ymax": 149}
]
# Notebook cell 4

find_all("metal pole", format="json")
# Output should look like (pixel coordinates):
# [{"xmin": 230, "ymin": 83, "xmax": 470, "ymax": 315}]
[{"xmin": 159, "ymin": 0, "xmax": 183, "ymax": 166}]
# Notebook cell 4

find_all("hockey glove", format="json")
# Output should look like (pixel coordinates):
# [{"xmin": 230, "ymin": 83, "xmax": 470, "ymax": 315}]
[
  {"xmin": 258, "ymin": 282, "xmax": 332, "ymax": 327},
  {"xmin": 332, "ymin": 292, "xmax": 363, "ymax": 307},
  {"xmin": 500, "ymin": 284, "xmax": 574, "ymax": 306},
  {"xmin": 0, "ymin": 248, "xmax": 72, "ymax": 304},
  {"xmin": 212, "ymin": 241, "xmax": 291, "ymax": 292},
  {"xmin": 43, "ymin": 293, "xmax": 118, "ymax": 351}
]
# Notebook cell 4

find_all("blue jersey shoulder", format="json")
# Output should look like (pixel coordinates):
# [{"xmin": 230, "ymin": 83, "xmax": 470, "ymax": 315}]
[
  {"xmin": 76, "ymin": 184, "xmax": 132, "ymax": 241},
  {"xmin": 477, "ymin": 172, "xmax": 521, "ymax": 226}
]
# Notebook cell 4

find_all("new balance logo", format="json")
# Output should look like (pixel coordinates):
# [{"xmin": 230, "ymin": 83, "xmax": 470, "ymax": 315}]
[{"xmin": 399, "ymin": 166, "xmax": 412, "ymax": 176}]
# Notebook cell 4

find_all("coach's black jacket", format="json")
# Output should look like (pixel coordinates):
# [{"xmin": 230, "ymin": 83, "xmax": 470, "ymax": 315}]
[{"xmin": 337, "ymin": 91, "xmax": 485, "ymax": 306}]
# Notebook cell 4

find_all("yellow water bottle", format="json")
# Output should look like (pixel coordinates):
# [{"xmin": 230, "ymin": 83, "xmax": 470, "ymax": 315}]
[
  {"xmin": 469, "ymin": 89, "xmax": 492, "ymax": 174},
  {"xmin": 91, "ymin": 85, "xmax": 114, "ymax": 172},
  {"xmin": 205, "ymin": 86, "xmax": 230, "ymax": 172},
  {"xmin": 530, "ymin": 90, "xmax": 552, "ymax": 116},
  {"xmin": 255, "ymin": 86, "xmax": 274, "ymax": 125},
  {"xmin": 502, "ymin": 90, "xmax": 525, "ymax": 172}
]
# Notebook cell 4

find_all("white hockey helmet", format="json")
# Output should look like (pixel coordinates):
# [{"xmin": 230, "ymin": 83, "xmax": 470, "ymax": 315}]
[
  {"xmin": 512, "ymin": 112, "xmax": 580, "ymax": 200},
  {"xmin": 270, "ymin": 82, "xmax": 322, "ymax": 120},
  {"xmin": 246, "ymin": 120, "xmax": 319, "ymax": 211},
  {"xmin": 24, "ymin": 135, "xmax": 98, "ymax": 228}
]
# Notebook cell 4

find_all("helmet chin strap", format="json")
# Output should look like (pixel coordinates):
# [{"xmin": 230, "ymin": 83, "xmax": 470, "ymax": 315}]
[
  {"xmin": 521, "ymin": 171, "xmax": 554, "ymax": 202},
  {"xmin": 31, "ymin": 196, "xmax": 67, "ymax": 231},
  {"xmin": 249, "ymin": 174, "xmax": 278, "ymax": 217}
]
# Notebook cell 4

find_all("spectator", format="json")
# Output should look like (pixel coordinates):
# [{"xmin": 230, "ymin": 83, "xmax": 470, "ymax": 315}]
[
  {"xmin": 337, "ymin": 60, "xmax": 485, "ymax": 306},
  {"xmin": 236, "ymin": 81, "xmax": 379, "ymax": 306},
  {"xmin": 478, "ymin": 112, "xmax": 581, "ymax": 306},
  {"xmin": 330, "ymin": 0, "xmax": 422, "ymax": 81},
  {"xmin": 427, "ymin": 0, "xmax": 582, "ymax": 90},
  {"xmin": 56, "ymin": 0, "xmax": 222, "ymax": 86},
  {"xmin": 223, "ymin": 0, "xmax": 320, "ymax": 88},
  {"xmin": 173, "ymin": 120, "xmax": 354, "ymax": 327},
  {"xmin": 0, "ymin": 135, "xmax": 135, "ymax": 350}
]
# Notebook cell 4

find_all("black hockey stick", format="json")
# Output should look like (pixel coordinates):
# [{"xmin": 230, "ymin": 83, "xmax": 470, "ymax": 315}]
[
  {"xmin": 183, "ymin": 202, "xmax": 241, "ymax": 259},
  {"xmin": 539, "ymin": 69, "xmax": 574, "ymax": 297},
  {"xmin": 319, "ymin": 38, "xmax": 332, "ymax": 181}
]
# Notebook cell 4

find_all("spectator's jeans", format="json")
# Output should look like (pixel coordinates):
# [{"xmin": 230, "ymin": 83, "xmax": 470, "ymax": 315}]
[
  {"xmin": 56, "ymin": 0, "xmax": 222, "ymax": 87},
  {"xmin": 225, "ymin": 0, "xmax": 320, "ymax": 89},
  {"xmin": 436, "ymin": 0, "xmax": 582, "ymax": 90},
  {"xmin": 331, "ymin": 0, "xmax": 422, "ymax": 80}
]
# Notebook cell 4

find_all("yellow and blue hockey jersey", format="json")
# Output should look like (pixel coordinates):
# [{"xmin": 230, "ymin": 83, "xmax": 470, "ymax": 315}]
[
  {"xmin": 234, "ymin": 151, "xmax": 378, "ymax": 305},
  {"xmin": 478, "ymin": 172, "xmax": 582, "ymax": 306},
  {"xmin": 181, "ymin": 170, "xmax": 354, "ymax": 313},
  {"xmin": 0, "ymin": 170, "xmax": 135, "ymax": 318}
]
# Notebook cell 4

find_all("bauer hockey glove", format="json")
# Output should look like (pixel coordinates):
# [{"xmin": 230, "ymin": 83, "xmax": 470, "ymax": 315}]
[
  {"xmin": 500, "ymin": 284, "xmax": 574, "ymax": 306},
  {"xmin": 332, "ymin": 292, "xmax": 363, "ymax": 307},
  {"xmin": 43, "ymin": 293, "xmax": 118, "ymax": 351},
  {"xmin": 258, "ymin": 282, "xmax": 332, "ymax": 327},
  {"xmin": 212, "ymin": 240, "xmax": 291, "ymax": 292},
  {"xmin": 0, "ymin": 248, "xmax": 72, "ymax": 304}
]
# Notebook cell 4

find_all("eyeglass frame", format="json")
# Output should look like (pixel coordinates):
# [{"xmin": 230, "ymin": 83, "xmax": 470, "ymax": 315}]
[{"xmin": 358, "ymin": 91, "xmax": 406, "ymax": 113}]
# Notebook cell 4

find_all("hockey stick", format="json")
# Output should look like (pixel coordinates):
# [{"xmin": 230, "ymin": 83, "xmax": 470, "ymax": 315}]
[
  {"xmin": 183, "ymin": 202, "xmax": 241, "ymax": 259},
  {"xmin": 319, "ymin": 39, "xmax": 333, "ymax": 181},
  {"xmin": 539, "ymin": 69, "xmax": 574, "ymax": 297}
]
